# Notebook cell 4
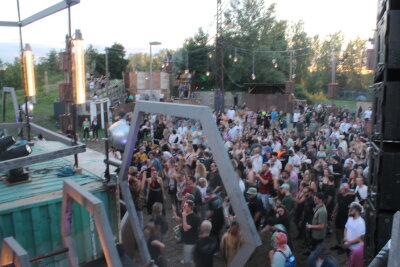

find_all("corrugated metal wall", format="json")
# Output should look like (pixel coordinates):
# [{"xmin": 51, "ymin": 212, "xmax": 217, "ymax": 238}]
[{"xmin": 0, "ymin": 190, "xmax": 118, "ymax": 267}]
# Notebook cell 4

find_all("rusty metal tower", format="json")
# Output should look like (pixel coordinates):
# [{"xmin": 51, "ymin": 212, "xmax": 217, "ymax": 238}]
[{"xmin": 214, "ymin": 0, "xmax": 224, "ymax": 112}]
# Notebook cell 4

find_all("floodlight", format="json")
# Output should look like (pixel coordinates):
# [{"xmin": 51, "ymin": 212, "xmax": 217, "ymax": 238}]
[
  {"xmin": 0, "ymin": 136, "xmax": 16, "ymax": 153},
  {"xmin": 0, "ymin": 144, "xmax": 32, "ymax": 161}
]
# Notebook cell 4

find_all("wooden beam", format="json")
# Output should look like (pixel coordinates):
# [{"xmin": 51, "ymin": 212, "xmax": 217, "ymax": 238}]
[
  {"xmin": 0, "ymin": 237, "xmax": 31, "ymax": 267},
  {"xmin": 0, "ymin": 21, "xmax": 19, "ymax": 27},
  {"xmin": 0, "ymin": 144, "xmax": 86, "ymax": 172},
  {"xmin": 30, "ymin": 123, "xmax": 77, "ymax": 146},
  {"xmin": 62, "ymin": 179, "xmax": 122, "ymax": 267},
  {"xmin": 0, "ymin": 122, "xmax": 25, "ymax": 129}
]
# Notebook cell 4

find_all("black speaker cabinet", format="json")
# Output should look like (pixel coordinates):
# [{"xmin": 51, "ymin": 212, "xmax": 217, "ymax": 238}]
[
  {"xmin": 369, "ymin": 142, "xmax": 400, "ymax": 211},
  {"xmin": 378, "ymin": 0, "xmax": 400, "ymax": 21},
  {"xmin": 374, "ymin": 10, "xmax": 400, "ymax": 82},
  {"xmin": 365, "ymin": 207, "xmax": 394, "ymax": 264},
  {"xmin": 371, "ymin": 82, "xmax": 400, "ymax": 141}
]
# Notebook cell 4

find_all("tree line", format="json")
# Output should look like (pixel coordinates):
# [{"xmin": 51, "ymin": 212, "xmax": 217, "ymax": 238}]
[{"xmin": 0, "ymin": 0, "xmax": 373, "ymax": 98}]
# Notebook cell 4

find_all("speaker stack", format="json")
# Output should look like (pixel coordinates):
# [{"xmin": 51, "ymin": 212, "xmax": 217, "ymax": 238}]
[{"xmin": 365, "ymin": 0, "xmax": 400, "ymax": 263}]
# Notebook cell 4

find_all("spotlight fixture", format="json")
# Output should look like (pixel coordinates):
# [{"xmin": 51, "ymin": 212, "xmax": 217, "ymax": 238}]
[
  {"xmin": 0, "ymin": 144, "xmax": 32, "ymax": 161},
  {"xmin": 0, "ymin": 140, "xmax": 33, "ymax": 184},
  {"xmin": 0, "ymin": 136, "xmax": 16, "ymax": 153}
]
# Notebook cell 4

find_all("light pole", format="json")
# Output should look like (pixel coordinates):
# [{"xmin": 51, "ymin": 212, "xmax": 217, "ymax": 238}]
[{"xmin": 149, "ymin": 41, "xmax": 162, "ymax": 91}]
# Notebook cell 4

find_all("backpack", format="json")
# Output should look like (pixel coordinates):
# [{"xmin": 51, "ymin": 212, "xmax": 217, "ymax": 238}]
[{"xmin": 277, "ymin": 250, "xmax": 296, "ymax": 267}]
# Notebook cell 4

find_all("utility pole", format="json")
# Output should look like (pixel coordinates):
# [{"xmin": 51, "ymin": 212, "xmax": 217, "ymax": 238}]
[
  {"xmin": 328, "ymin": 48, "xmax": 338, "ymax": 107},
  {"xmin": 214, "ymin": 0, "xmax": 224, "ymax": 112},
  {"xmin": 331, "ymin": 48, "xmax": 336, "ymax": 84},
  {"xmin": 44, "ymin": 71, "xmax": 49, "ymax": 94},
  {"xmin": 105, "ymin": 48, "xmax": 109, "ymax": 97},
  {"xmin": 289, "ymin": 50, "xmax": 294, "ymax": 81}
]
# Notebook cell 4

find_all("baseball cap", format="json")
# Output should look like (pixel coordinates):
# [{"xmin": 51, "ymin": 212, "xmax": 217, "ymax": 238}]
[
  {"xmin": 280, "ymin": 183, "xmax": 290, "ymax": 190},
  {"xmin": 246, "ymin": 187, "xmax": 258, "ymax": 195},
  {"xmin": 150, "ymin": 166, "xmax": 156, "ymax": 171},
  {"xmin": 349, "ymin": 202, "xmax": 363, "ymax": 213}
]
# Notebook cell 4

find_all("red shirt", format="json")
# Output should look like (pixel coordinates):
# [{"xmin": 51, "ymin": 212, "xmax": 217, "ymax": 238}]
[
  {"xmin": 182, "ymin": 186, "xmax": 194, "ymax": 196},
  {"xmin": 259, "ymin": 171, "xmax": 273, "ymax": 194}
]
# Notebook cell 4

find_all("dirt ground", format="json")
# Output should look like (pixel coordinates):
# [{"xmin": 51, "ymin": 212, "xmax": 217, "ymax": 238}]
[{"xmin": 85, "ymin": 139, "xmax": 347, "ymax": 267}]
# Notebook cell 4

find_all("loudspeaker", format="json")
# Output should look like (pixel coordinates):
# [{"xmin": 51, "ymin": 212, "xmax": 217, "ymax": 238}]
[
  {"xmin": 53, "ymin": 101, "xmax": 67, "ymax": 120},
  {"xmin": 369, "ymin": 142, "xmax": 400, "ymax": 211},
  {"xmin": 377, "ymin": 0, "xmax": 400, "ymax": 21},
  {"xmin": 371, "ymin": 82, "xmax": 400, "ymax": 141},
  {"xmin": 364, "ymin": 206, "xmax": 394, "ymax": 264},
  {"xmin": 374, "ymin": 10, "xmax": 400, "ymax": 82},
  {"xmin": 58, "ymin": 82, "xmax": 73, "ymax": 102}
]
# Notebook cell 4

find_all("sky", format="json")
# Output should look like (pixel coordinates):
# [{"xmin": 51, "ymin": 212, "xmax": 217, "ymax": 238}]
[{"xmin": 0, "ymin": 0, "xmax": 377, "ymax": 63}]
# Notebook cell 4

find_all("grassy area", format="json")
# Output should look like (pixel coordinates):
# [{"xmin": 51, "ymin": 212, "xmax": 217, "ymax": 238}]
[
  {"xmin": 0, "ymin": 84, "xmax": 108, "ymax": 139},
  {"xmin": 0, "ymin": 84, "xmax": 60, "ymax": 137},
  {"xmin": 311, "ymin": 99, "xmax": 359, "ymax": 109}
]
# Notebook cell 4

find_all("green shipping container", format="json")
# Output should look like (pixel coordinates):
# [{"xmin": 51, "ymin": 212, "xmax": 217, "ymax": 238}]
[{"xmin": 0, "ymin": 147, "xmax": 119, "ymax": 266}]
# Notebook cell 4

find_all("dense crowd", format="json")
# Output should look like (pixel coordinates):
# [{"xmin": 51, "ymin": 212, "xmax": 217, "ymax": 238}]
[{"xmin": 116, "ymin": 103, "xmax": 372, "ymax": 267}]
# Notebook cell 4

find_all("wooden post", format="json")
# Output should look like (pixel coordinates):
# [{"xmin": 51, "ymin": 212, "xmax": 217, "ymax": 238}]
[{"xmin": 44, "ymin": 71, "xmax": 49, "ymax": 94}]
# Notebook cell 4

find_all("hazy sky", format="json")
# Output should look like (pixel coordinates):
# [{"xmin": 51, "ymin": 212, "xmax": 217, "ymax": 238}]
[{"xmin": 0, "ymin": 0, "xmax": 377, "ymax": 62}]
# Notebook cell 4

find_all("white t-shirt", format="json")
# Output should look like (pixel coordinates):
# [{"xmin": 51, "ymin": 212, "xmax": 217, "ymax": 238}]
[
  {"xmin": 272, "ymin": 142, "xmax": 282, "ymax": 153},
  {"xmin": 270, "ymin": 166, "xmax": 281, "ymax": 179},
  {"xmin": 227, "ymin": 109, "xmax": 236, "ymax": 120},
  {"xmin": 251, "ymin": 155, "xmax": 263, "ymax": 173},
  {"xmin": 345, "ymin": 216, "xmax": 366, "ymax": 250},
  {"xmin": 177, "ymin": 126, "xmax": 188, "ymax": 136},
  {"xmin": 355, "ymin": 185, "xmax": 368, "ymax": 202},
  {"xmin": 288, "ymin": 154, "xmax": 301, "ymax": 173},
  {"xmin": 293, "ymin": 112, "xmax": 300, "ymax": 123},
  {"xmin": 238, "ymin": 179, "xmax": 245, "ymax": 193},
  {"xmin": 364, "ymin": 110, "xmax": 372, "ymax": 120}
]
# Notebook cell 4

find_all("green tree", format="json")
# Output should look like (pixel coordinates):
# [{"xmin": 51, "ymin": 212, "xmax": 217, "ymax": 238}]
[
  {"xmin": 339, "ymin": 37, "xmax": 373, "ymax": 91},
  {"xmin": 106, "ymin": 43, "xmax": 128, "ymax": 79},
  {"xmin": 3, "ymin": 58, "xmax": 23, "ymax": 90},
  {"xmin": 288, "ymin": 21, "xmax": 312, "ymax": 84},
  {"xmin": 222, "ymin": 1, "xmax": 289, "ymax": 89}
]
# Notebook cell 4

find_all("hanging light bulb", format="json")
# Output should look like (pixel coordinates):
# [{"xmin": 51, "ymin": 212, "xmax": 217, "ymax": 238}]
[
  {"xmin": 185, "ymin": 69, "xmax": 189, "ymax": 74},
  {"xmin": 228, "ymin": 54, "xmax": 232, "ymax": 60},
  {"xmin": 274, "ymin": 63, "xmax": 278, "ymax": 68},
  {"xmin": 208, "ymin": 53, "xmax": 213, "ymax": 59},
  {"xmin": 206, "ymin": 71, "xmax": 210, "ymax": 77},
  {"xmin": 292, "ymin": 74, "xmax": 296, "ymax": 79},
  {"xmin": 251, "ymin": 73, "xmax": 256, "ymax": 80},
  {"xmin": 234, "ymin": 57, "xmax": 238, "ymax": 63},
  {"xmin": 161, "ymin": 63, "xmax": 165, "ymax": 68},
  {"xmin": 272, "ymin": 58, "xmax": 276, "ymax": 64}
]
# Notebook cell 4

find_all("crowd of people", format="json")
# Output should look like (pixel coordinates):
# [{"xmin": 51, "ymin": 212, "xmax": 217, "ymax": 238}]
[{"xmin": 118, "ymin": 103, "xmax": 372, "ymax": 267}]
